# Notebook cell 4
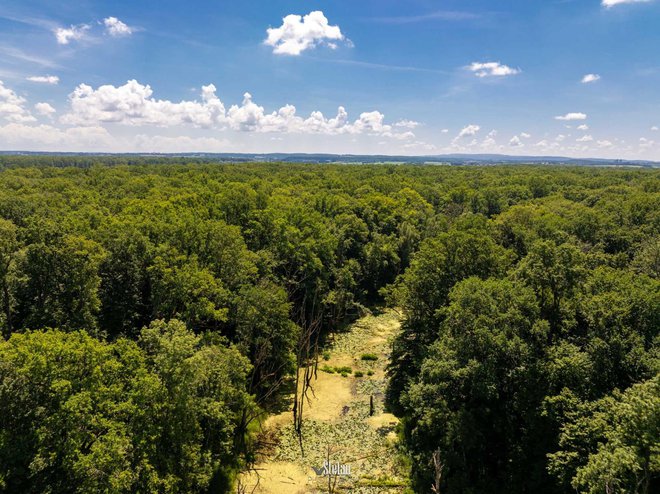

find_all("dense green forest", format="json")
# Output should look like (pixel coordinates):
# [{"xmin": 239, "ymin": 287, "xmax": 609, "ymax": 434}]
[{"xmin": 0, "ymin": 159, "xmax": 657, "ymax": 493}]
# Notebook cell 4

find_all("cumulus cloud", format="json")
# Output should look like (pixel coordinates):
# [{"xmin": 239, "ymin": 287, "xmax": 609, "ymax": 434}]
[
  {"xmin": 577, "ymin": 124, "xmax": 589, "ymax": 131},
  {"xmin": 455, "ymin": 124, "xmax": 480, "ymax": 139},
  {"xmin": 54, "ymin": 24, "xmax": 89, "ymax": 45},
  {"xmin": 577, "ymin": 135, "xmax": 594, "ymax": 142},
  {"xmin": 59, "ymin": 79, "xmax": 412, "ymax": 139},
  {"xmin": 597, "ymin": 140, "xmax": 613, "ymax": 147},
  {"xmin": 0, "ymin": 80, "xmax": 35, "ymax": 123},
  {"xmin": 480, "ymin": 130, "xmax": 498, "ymax": 148},
  {"xmin": 35, "ymin": 102, "xmax": 56, "ymax": 116},
  {"xmin": 26, "ymin": 75, "xmax": 59, "ymax": 84},
  {"xmin": 61, "ymin": 80, "xmax": 226, "ymax": 127},
  {"xmin": 555, "ymin": 112, "xmax": 587, "ymax": 121},
  {"xmin": 651, "ymin": 126, "xmax": 659, "ymax": 131},
  {"xmin": 602, "ymin": 0, "xmax": 653, "ymax": 8},
  {"xmin": 265, "ymin": 11, "xmax": 346, "ymax": 55},
  {"xmin": 468, "ymin": 62, "xmax": 521, "ymax": 78},
  {"xmin": 509, "ymin": 136, "xmax": 524, "ymax": 147},
  {"xmin": 449, "ymin": 124, "xmax": 481, "ymax": 148},
  {"xmin": 104, "ymin": 17, "xmax": 133, "ymax": 37},
  {"xmin": 581, "ymin": 74, "xmax": 601, "ymax": 83},
  {"xmin": 508, "ymin": 132, "xmax": 531, "ymax": 148}
]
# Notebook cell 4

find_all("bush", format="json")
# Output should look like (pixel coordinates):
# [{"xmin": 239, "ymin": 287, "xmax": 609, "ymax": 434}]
[
  {"xmin": 361, "ymin": 353, "xmax": 379, "ymax": 361},
  {"xmin": 320, "ymin": 365, "xmax": 336, "ymax": 374}
]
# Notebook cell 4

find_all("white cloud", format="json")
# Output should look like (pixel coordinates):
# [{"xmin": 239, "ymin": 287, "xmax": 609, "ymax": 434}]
[
  {"xmin": 581, "ymin": 74, "xmax": 601, "ymax": 84},
  {"xmin": 103, "ymin": 17, "xmax": 133, "ymax": 37},
  {"xmin": 577, "ymin": 135, "xmax": 594, "ymax": 142},
  {"xmin": 534, "ymin": 139, "xmax": 571, "ymax": 153},
  {"xmin": 441, "ymin": 129, "xmax": 449, "ymax": 133},
  {"xmin": 35, "ymin": 102, "xmax": 56, "ymax": 116},
  {"xmin": 555, "ymin": 112, "xmax": 587, "ymax": 121},
  {"xmin": 0, "ymin": 80, "xmax": 35, "ymax": 123},
  {"xmin": 556, "ymin": 134, "xmax": 567, "ymax": 142},
  {"xmin": 602, "ymin": 0, "xmax": 653, "ymax": 8},
  {"xmin": 60, "ymin": 79, "xmax": 412, "ymax": 139},
  {"xmin": 26, "ymin": 75, "xmax": 60, "ymax": 84},
  {"xmin": 403, "ymin": 140, "xmax": 436, "ymax": 152},
  {"xmin": 509, "ymin": 135, "xmax": 524, "ymax": 147},
  {"xmin": 597, "ymin": 140, "xmax": 613, "ymax": 147},
  {"xmin": 455, "ymin": 124, "xmax": 480, "ymax": 139},
  {"xmin": 0, "ymin": 123, "xmax": 112, "ymax": 150},
  {"xmin": 507, "ymin": 132, "xmax": 531, "ymax": 148},
  {"xmin": 61, "ymin": 80, "xmax": 226, "ymax": 127},
  {"xmin": 651, "ymin": 126, "xmax": 659, "ymax": 131},
  {"xmin": 577, "ymin": 124, "xmax": 589, "ymax": 131},
  {"xmin": 468, "ymin": 62, "xmax": 521, "ymax": 78},
  {"xmin": 54, "ymin": 24, "xmax": 89, "ymax": 45},
  {"xmin": 265, "ymin": 11, "xmax": 346, "ymax": 55},
  {"xmin": 639, "ymin": 137, "xmax": 655, "ymax": 149},
  {"xmin": 394, "ymin": 119, "xmax": 420, "ymax": 129},
  {"xmin": 478, "ymin": 130, "xmax": 499, "ymax": 150}
]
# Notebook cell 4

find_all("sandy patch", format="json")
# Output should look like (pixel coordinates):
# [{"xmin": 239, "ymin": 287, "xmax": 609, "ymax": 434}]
[
  {"xmin": 239, "ymin": 462, "xmax": 311, "ymax": 494},
  {"xmin": 366, "ymin": 412, "xmax": 399, "ymax": 430},
  {"xmin": 301, "ymin": 371, "xmax": 354, "ymax": 422}
]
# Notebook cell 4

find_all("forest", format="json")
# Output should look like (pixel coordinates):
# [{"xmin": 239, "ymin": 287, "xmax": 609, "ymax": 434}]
[{"xmin": 0, "ymin": 158, "xmax": 657, "ymax": 493}]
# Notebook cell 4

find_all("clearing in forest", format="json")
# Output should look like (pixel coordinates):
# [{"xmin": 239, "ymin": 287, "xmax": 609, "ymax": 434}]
[{"xmin": 238, "ymin": 309, "xmax": 409, "ymax": 493}]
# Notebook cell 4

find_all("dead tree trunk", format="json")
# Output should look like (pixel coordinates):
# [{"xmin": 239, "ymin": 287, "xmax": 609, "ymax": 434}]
[
  {"xmin": 292, "ymin": 288, "xmax": 323, "ymax": 455},
  {"xmin": 431, "ymin": 448, "xmax": 444, "ymax": 494}
]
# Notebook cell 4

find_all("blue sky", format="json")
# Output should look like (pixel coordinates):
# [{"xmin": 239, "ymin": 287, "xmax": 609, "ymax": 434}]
[{"xmin": 1, "ymin": 0, "xmax": 659, "ymax": 158}]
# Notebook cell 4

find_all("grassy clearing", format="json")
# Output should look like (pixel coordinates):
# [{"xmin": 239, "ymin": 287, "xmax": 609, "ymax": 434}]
[{"xmin": 238, "ymin": 309, "xmax": 408, "ymax": 493}]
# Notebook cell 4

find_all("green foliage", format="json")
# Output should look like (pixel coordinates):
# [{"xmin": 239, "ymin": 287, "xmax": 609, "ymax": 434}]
[
  {"xmin": 12, "ymin": 235, "xmax": 106, "ymax": 332},
  {"xmin": 0, "ymin": 320, "xmax": 253, "ymax": 493},
  {"xmin": 0, "ymin": 160, "xmax": 657, "ymax": 493},
  {"xmin": 149, "ymin": 247, "xmax": 230, "ymax": 330},
  {"xmin": 234, "ymin": 281, "xmax": 298, "ymax": 399},
  {"xmin": 360, "ymin": 353, "xmax": 379, "ymax": 361},
  {"xmin": 548, "ymin": 376, "xmax": 660, "ymax": 494},
  {"xmin": 0, "ymin": 219, "xmax": 18, "ymax": 338}
]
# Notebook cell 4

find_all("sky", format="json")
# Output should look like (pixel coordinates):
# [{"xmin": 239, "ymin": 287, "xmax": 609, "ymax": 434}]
[{"xmin": 1, "ymin": 0, "xmax": 660, "ymax": 159}]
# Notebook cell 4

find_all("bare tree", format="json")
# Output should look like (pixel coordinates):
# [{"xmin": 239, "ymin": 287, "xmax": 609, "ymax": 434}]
[
  {"xmin": 431, "ymin": 448, "xmax": 444, "ymax": 494},
  {"xmin": 291, "ymin": 287, "xmax": 323, "ymax": 454},
  {"xmin": 326, "ymin": 445, "xmax": 340, "ymax": 494}
]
